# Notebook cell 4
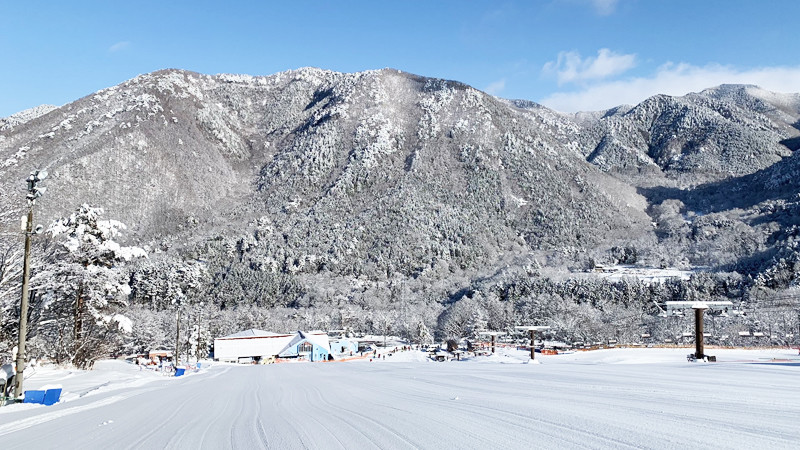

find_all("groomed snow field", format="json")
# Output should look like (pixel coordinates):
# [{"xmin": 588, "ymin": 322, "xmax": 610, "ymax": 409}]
[{"xmin": 1, "ymin": 347, "xmax": 798, "ymax": 449}]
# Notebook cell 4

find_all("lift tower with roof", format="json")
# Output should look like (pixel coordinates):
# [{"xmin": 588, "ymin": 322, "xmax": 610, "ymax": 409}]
[
  {"xmin": 666, "ymin": 301, "xmax": 732, "ymax": 361},
  {"xmin": 515, "ymin": 326, "xmax": 550, "ymax": 361},
  {"xmin": 478, "ymin": 331, "xmax": 505, "ymax": 354}
]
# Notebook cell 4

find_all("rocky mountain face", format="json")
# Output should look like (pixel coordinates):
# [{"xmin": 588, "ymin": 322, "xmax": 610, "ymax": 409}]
[{"xmin": 2, "ymin": 68, "xmax": 799, "ymax": 345}]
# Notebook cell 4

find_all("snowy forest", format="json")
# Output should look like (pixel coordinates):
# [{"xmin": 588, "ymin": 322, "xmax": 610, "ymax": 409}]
[
  {"xmin": 1, "ymin": 68, "xmax": 800, "ymax": 368},
  {"xmin": 1, "ymin": 203, "xmax": 797, "ymax": 369}
]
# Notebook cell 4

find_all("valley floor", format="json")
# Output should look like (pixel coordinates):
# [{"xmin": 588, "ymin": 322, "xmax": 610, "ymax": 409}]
[{"xmin": 1, "ymin": 348, "xmax": 799, "ymax": 449}]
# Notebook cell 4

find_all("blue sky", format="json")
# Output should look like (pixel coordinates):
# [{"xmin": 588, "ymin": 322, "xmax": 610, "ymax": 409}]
[{"xmin": 2, "ymin": 0, "xmax": 799, "ymax": 117}]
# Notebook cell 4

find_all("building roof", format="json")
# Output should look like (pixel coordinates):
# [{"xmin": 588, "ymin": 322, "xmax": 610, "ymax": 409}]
[
  {"xmin": 301, "ymin": 331, "xmax": 331, "ymax": 350},
  {"xmin": 220, "ymin": 329, "xmax": 292, "ymax": 339},
  {"xmin": 278, "ymin": 331, "xmax": 331, "ymax": 357}
]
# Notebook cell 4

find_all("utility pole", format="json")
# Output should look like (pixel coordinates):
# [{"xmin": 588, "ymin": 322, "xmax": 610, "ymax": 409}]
[
  {"xmin": 14, "ymin": 170, "xmax": 47, "ymax": 400},
  {"xmin": 185, "ymin": 305, "xmax": 191, "ymax": 363},
  {"xmin": 175, "ymin": 302, "xmax": 181, "ymax": 368},
  {"xmin": 196, "ymin": 302, "xmax": 203, "ymax": 361}
]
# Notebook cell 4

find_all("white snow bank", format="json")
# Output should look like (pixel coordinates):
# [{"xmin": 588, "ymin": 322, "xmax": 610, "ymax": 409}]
[{"xmin": 0, "ymin": 359, "xmax": 169, "ymax": 415}]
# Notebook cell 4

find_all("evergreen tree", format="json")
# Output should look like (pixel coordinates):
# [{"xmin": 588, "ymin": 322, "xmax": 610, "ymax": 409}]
[
  {"xmin": 415, "ymin": 320, "xmax": 433, "ymax": 345},
  {"xmin": 31, "ymin": 205, "xmax": 146, "ymax": 368}
]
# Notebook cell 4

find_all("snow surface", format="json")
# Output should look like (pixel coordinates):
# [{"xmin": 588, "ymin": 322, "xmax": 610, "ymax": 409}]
[
  {"xmin": 592, "ymin": 265, "xmax": 697, "ymax": 282},
  {"xmin": 1, "ymin": 348, "xmax": 799, "ymax": 449}
]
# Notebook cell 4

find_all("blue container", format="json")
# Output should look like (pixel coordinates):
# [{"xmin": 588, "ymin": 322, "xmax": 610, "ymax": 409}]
[
  {"xmin": 196, "ymin": 363, "xmax": 201, "ymax": 369},
  {"xmin": 23, "ymin": 390, "xmax": 46, "ymax": 404},
  {"xmin": 174, "ymin": 368, "xmax": 185, "ymax": 377},
  {"xmin": 43, "ymin": 388, "xmax": 62, "ymax": 406}
]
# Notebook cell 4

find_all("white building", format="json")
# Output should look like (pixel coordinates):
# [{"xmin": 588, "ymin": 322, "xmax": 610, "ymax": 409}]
[{"xmin": 213, "ymin": 329, "xmax": 294, "ymax": 363}]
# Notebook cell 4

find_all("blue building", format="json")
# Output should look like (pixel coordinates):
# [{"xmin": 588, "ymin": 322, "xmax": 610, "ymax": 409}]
[
  {"xmin": 278, "ymin": 331, "xmax": 332, "ymax": 362},
  {"xmin": 330, "ymin": 339, "xmax": 359, "ymax": 356}
]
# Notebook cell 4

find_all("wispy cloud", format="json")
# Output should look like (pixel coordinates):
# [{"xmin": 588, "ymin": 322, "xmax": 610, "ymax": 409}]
[
  {"xmin": 485, "ymin": 79, "xmax": 506, "ymax": 95},
  {"xmin": 543, "ymin": 48, "xmax": 637, "ymax": 85},
  {"xmin": 589, "ymin": 0, "xmax": 619, "ymax": 15},
  {"xmin": 108, "ymin": 41, "xmax": 131, "ymax": 53},
  {"xmin": 539, "ymin": 63, "xmax": 800, "ymax": 112},
  {"xmin": 561, "ymin": 0, "xmax": 620, "ymax": 15}
]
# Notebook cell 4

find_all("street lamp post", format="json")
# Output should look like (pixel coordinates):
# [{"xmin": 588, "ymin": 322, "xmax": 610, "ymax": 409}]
[{"xmin": 14, "ymin": 170, "xmax": 47, "ymax": 400}]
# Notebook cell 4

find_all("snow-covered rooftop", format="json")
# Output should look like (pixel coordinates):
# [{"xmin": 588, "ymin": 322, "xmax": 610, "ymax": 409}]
[{"xmin": 220, "ymin": 329, "xmax": 291, "ymax": 339}]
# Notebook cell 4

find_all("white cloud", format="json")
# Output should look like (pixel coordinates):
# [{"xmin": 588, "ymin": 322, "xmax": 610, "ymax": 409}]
[
  {"xmin": 539, "ymin": 63, "xmax": 800, "ymax": 112},
  {"xmin": 485, "ymin": 79, "xmax": 506, "ymax": 95},
  {"xmin": 589, "ymin": 0, "xmax": 619, "ymax": 15},
  {"xmin": 108, "ymin": 41, "xmax": 130, "ymax": 53},
  {"xmin": 543, "ymin": 48, "xmax": 637, "ymax": 85}
]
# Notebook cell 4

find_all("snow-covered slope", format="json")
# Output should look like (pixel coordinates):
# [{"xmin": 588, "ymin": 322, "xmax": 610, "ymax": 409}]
[
  {"xmin": 1, "ymin": 349, "xmax": 799, "ymax": 448},
  {"xmin": 0, "ymin": 105, "xmax": 58, "ymax": 132}
]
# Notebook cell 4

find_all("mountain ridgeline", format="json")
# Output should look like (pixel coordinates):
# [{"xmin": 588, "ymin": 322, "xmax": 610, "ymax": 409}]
[{"xmin": 2, "ymin": 68, "xmax": 800, "ymax": 347}]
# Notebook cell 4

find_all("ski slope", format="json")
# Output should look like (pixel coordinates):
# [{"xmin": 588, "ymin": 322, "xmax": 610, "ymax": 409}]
[{"xmin": 1, "ymin": 348, "xmax": 799, "ymax": 449}]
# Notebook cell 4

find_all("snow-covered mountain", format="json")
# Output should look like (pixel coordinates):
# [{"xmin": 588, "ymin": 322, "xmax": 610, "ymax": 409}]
[
  {"xmin": 1, "ymin": 68, "xmax": 799, "ymax": 348},
  {"xmin": 0, "ymin": 104, "xmax": 58, "ymax": 133},
  {"xmin": 577, "ymin": 84, "xmax": 800, "ymax": 180},
  {"xmin": 0, "ymin": 68, "xmax": 651, "ymax": 259}
]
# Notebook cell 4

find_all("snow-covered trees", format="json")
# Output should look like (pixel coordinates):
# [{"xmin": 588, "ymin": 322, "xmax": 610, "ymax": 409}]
[
  {"xmin": 30, "ymin": 205, "xmax": 146, "ymax": 368},
  {"xmin": 414, "ymin": 320, "xmax": 433, "ymax": 345},
  {"xmin": 129, "ymin": 256, "xmax": 209, "ymax": 309},
  {"xmin": 0, "ymin": 241, "xmax": 22, "ymax": 361}
]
